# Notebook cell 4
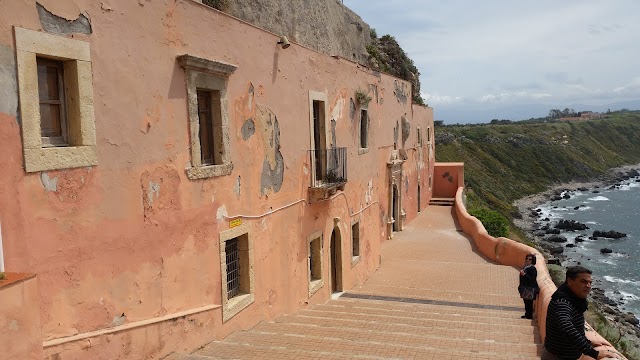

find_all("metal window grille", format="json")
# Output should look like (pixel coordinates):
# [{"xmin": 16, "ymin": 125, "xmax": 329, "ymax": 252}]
[
  {"xmin": 226, "ymin": 238, "xmax": 240, "ymax": 299},
  {"xmin": 309, "ymin": 247, "xmax": 315, "ymax": 278}
]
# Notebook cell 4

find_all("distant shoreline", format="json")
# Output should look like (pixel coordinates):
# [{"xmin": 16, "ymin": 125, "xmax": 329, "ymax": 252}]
[
  {"xmin": 511, "ymin": 162, "xmax": 640, "ymax": 349},
  {"xmin": 513, "ymin": 163, "xmax": 640, "ymax": 234}
]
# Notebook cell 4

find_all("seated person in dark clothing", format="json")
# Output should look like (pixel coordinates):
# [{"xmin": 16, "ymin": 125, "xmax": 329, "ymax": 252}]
[{"xmin": 542, "ymin": 266, "xmax": 620, "ymax": 360}]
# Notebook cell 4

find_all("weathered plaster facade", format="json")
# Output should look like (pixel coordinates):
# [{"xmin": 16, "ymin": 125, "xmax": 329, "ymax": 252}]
[{"xmin": 0, "ymin": 1, "xmax": 435, "ymax": 359}]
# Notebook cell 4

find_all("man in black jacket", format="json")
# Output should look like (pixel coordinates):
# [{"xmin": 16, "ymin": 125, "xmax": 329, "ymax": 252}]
[{"xmin": 542, "ymin": 266, "xmax": 619, "ymax": 360}]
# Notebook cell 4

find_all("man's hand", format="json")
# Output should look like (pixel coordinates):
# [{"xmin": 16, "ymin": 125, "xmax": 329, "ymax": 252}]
[{"xmin": 596, "ymin": 349, "xmax": 621, "ymax": 359}]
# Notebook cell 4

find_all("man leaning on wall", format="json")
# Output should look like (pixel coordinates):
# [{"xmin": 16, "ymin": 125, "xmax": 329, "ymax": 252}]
[{"xmin": 542, "ymin": 266, "xmax": 621, "ymax": 360}]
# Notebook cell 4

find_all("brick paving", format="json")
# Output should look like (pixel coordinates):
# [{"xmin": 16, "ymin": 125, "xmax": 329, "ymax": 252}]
[{"xmin": 166, "ymin": 205, "xmax": 541, "ymax": 359}]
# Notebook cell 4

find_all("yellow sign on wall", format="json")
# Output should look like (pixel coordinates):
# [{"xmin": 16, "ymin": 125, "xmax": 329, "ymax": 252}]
[{"xmin": 229, "ymin": 218, "xmax": 242, "ymax": 228}]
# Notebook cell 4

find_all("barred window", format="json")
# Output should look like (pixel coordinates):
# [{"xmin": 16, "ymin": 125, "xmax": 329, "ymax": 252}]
[{"xmin": 225, "ymin": 237, "xmax": 240, "ymax": 299}]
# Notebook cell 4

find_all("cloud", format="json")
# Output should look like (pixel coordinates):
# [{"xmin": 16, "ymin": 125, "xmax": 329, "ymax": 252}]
[
  {"xmin": 479, "ymin": 91, "xmax": 552, "ymax": 104},
  {"xmin": 344, "ymin": 0, "xmax": 640, "ymax": 121},
  {"xmin": 421, "ymin": 92, "xmax": 462, "ymax": 105}
]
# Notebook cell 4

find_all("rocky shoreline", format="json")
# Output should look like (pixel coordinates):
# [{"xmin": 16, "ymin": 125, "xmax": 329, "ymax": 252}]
[{"xmin": 513, "ymin": 164, "xmax": 640, "ymax": 350}]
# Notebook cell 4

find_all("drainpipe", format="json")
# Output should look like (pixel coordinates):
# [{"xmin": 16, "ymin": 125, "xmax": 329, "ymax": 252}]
[{"xmin": 0, "ymin": 220, "xmax": 4, "ymax": 272}]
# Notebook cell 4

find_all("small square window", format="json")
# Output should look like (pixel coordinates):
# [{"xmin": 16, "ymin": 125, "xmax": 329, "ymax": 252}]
[
  {"xmin": 307, "ymin": 231, "xmax": 324, "ymax": 296},
  {"xmin": 178, "ymin": 55, "xmax": 237, "ymax": 180},
  {"xmin": 15, "ymin": 27, "xmax": 97, "ymax": 172},
  {"xmin": 220, "ymin": 225, "xmax": 254, "ymax": 322},
  {"xmin": 352, "ymin": 222, "xmax": 360, "ymax": 258}
]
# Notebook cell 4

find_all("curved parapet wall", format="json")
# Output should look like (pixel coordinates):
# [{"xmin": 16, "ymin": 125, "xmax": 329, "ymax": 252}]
[{"xmin": 454, "ymin": 187, "xmax": 624, "ymax": 359}]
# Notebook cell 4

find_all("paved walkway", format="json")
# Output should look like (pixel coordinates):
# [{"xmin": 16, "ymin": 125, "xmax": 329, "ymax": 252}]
[{"xmin": 168, "ymin": 205, "xmax": 541, "ymax": 359}]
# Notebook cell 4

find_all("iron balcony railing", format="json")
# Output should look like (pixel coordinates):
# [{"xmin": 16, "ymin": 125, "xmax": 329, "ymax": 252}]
[{"xmin": 309, "ymin": 147, "xmax": 347, "ymax": 188}]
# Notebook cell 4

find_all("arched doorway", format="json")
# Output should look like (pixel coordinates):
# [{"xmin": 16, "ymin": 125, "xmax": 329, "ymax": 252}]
[
  {"xmin": 392, "ymin": 184, "xmax": 400, "ymax": 231},
  {"xmin": 330, "ymin": 226, "xmax": 343, "ymax": 293}
]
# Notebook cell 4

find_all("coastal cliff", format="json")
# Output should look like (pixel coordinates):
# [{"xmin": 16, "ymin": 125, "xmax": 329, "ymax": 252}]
[{"xmin": 435, "ymin": 111, "xmax": 640, "ymax": 217}]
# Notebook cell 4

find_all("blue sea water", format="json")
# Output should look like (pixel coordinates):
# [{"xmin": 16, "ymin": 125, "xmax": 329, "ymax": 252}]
[{"xmin": 536, "ymin": 179, "xmax": 640, "ymax": 317}]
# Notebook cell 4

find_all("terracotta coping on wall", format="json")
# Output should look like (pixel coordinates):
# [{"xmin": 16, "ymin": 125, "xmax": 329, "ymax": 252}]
[
  {"xmin": 0, "ymin": 272, "xmax": 36, "ymax": 289},
  {"xmin": 454, "ymin": 187, "xmax": 626, "ymax": 360}
]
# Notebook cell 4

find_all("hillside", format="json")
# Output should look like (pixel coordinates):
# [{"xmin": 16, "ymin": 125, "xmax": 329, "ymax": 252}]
[{"xmin": 435, "ymin": 112, "xmax": 640, "ymax": 216}]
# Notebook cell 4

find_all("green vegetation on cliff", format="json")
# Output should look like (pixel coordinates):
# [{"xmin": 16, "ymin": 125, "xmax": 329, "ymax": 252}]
[
  {"xmin": 435, "ymin": 112, "xmax": 640, "ymax": 218},
  {"xmin": 437, "ymin": 112, "xmax": 640, "ymax": 359}
]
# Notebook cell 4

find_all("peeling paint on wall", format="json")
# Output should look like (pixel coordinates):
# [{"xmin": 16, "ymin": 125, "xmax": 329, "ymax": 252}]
[
  {"xmin": 147, "ymin": 181, "xmax": 160, "ymax": 205},
  {"xmin": 369, "ymin": 84, "xmax": 379, "ymax": 104},
  {"xmin": 349, "ymin": 98, "xmax": 356, "ymax": 121},
  {"xmin": 330, "ymin": 94, "xmax": 345, "ymax": 125},
  {"xmin": 241, "ymin": 118, "xmax": 255, "ymax": 140},
  {"xmin": 393, "ymin": 121, "xmax": 399, "ymax": 148},
  {"xmin": 393, "ymin": 80, "xmax": 408, "ymax": 104},
  {"xmin": 37, "ymin": 3, "xmax": 92, "ymax": 35},
  {"xmin": 401, "ymin": 116, "xmax": 410, "ymax": 145},
  {"xmin": 234, "ymin": 176, "xmax": 241, "ymax": 198},
  {"xmin": 330, "ymin": 119, "xmax": 337, "ymax": 149},
  {"xmin": 216, "ymin": 205, "xmax": 228, "ymax": 222},
  {"xmin": 141, "ymin": 167, "xmax": 181, "ymax": 222},
  {"xmin": 365, "ymin": 179, "xmax": 373, "ymax": 204},
  {"xmin": 0, "ymin": 45, "xmax": 18, "ymax": 118},
  {"xmin": 260, "ymin": 114, "xmax": 284, "ymax": 195},
  {"xmin": 41, "ymin": 173, "xmax": 59, "ymax": 192}
]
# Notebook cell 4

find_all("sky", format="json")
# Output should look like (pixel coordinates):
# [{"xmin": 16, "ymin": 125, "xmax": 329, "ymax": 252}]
[{"xmin": 342, "ymin": 1, "xmax": 640, "ymax": 123}]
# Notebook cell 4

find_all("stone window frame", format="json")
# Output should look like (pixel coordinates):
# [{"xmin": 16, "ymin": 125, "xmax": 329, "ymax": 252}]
[
  {"xmin": 219, "ymin": 223, "xmax": 254, "ymax": 322},
  {"xmin": 350, "ymin": 218, "xmax": 361, "ymax": 266},
  {"xmin": 178, "ymin": 54, "xmax": 237, "ymax": 180},
  {"xmin": 358, "ymin": 105, "xmax": 370, "ymax": 155},
  {"xmin": 15, "ymin": 27, "xmax": 97, "ymax": 173},
  {"xmin": 307, "ymin": 230, "xmax": 324, "ymax": 297},
  {"xmin": 417, "ymin": 125, "xmax": 423, "ymax": 147}
]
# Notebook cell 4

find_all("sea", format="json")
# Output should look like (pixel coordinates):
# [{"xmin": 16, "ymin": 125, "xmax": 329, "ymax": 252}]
[{"xmin": 535, "ymin": 178, "xmax": 640, "ymax": 318}]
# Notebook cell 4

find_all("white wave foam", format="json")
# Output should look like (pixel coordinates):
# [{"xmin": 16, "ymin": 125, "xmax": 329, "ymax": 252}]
[
  {"xmin": 598, "ymin": 259, "xmax": 616, "ymax": 265},
  {"xmin": 578, "ymin": 206, "xmax": 592, "ymax": 211},
  {"xmin": 603, "ymin": 275, "xmax": 640, "ymax": 286},
  {"xmin": 588, "ymin": 196, "xmax": 610, "ymax": 201},
  {"xmin": 586, "ymin": 221, "xmax": 598, "ymax": 225},
  {"xmin": 619, "ymin": 291, "xmax": 640, "ymax": 301}
]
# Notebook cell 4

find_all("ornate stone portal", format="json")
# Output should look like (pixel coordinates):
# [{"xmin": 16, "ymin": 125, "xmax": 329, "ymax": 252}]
[{"xmin": 387, "ymin": 150, "xmax": 406, "ymax": 239}]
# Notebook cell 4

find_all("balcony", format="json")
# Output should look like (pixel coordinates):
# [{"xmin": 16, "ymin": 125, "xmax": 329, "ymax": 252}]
[{"xmin": 308, "ymin": 147, "xmax": 347, "ymax": 202}]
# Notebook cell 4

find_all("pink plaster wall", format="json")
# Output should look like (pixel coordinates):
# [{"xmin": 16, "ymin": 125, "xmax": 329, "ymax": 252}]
[
  {"xmin": 0, "ymin": 274, "xmax": 43, "ymax": 360},
  {"xmin": 0, "ymin": 1, "xmax": 434, "ymax": 358},
  {"xmin": 433, "ymin": 162, "xmax": 464, "ymax": 198},
  {"xmin": 453, "ymin": 187, "xmax": 624, "ymax": 359}
]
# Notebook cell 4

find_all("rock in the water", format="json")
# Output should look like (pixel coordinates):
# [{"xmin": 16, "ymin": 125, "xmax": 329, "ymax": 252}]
[
  {"xmin": 578, "ymin": 187, "xmax": 588, "ymax": 191},
  {"xmin": 566, "ymin": 243, "xmax": 576, "ymax": 248},
  {"xmin": 547, "ymin": 235, "xmax": 568, "ymax": 243},
  {"xmin": 562, "ymin": 193, "xmax": 571, "ymax": 199},
  {"xmin": 593, "ymin": 230, "xmax": 627, "ymax": 239},
  {"xmin": 555, "ymin": 219, "xmax": 589, "ymax": 231},
  {"xmin": 547, "ymin": 257, "xmax": 562, "ymax": 265},
  {"xmin": 623, "ymin": 313, "xmax": 640, "ymax": 325},
  {"xmin": 549, "ymin": 247, "xmax": 564, "ymax": 255},
  {"xmin": 592, "ymin": 190, "xmax": 600, "ymax": 193},
  {"xmin": 600, "ymin": 248, "xmax": 613, "ymax": 254},
  {"xmin": 546, "ymin": 228, "xmax": 561, "ymax": 235},
  {"xmin": 575, "ymin": 236, "xmax": 585, "ymax": 243}
]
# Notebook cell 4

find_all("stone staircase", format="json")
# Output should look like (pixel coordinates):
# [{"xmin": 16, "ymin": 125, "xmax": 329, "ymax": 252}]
[
  {"xmin": 429, "ymin": 197, "xmax": 455, "ymax": 206},
  {"xmin": 165, "ymin": 206, "xmax": 541, "ymax": 359},
  {"xmin": 166, "ymin": 294, "xmax": 541, "ymax": 360}
]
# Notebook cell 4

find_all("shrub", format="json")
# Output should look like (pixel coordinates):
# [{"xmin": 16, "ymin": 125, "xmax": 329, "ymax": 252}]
[
  {"xmin": 0, "ymin": 272, "xmax": 5, "ymax": 280},
  {"xmin": 202, "ymin": 0, "xmax": 230, "ymax": 11},
  {"xmin": 468, "ymin": 208, "xmax": 509, "ymax": 238}
]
